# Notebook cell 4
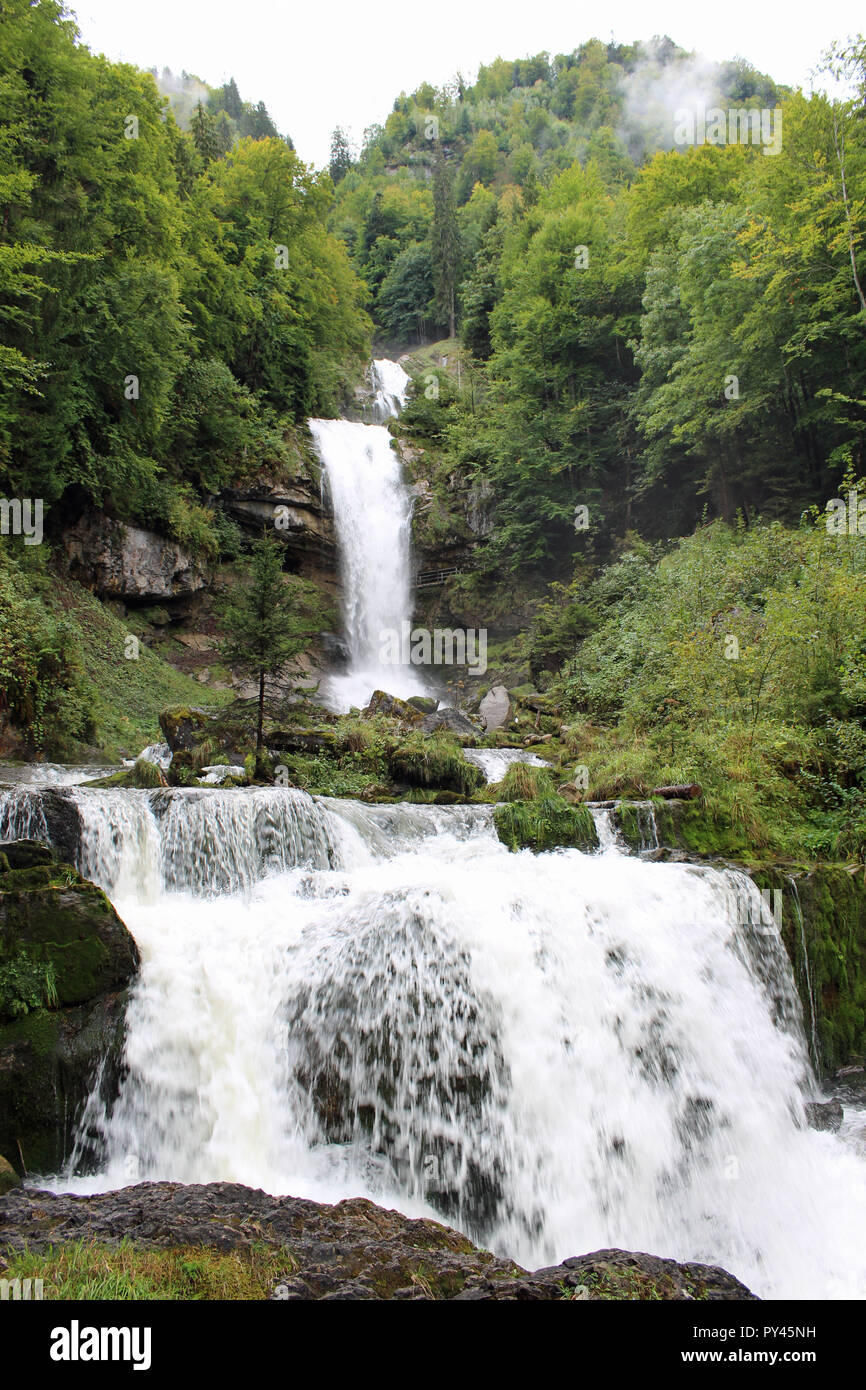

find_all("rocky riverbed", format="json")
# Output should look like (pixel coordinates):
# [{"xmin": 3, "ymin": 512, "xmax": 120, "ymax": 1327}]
[{"xmin": 0, "ymin": 1181, "xmax": 758, "ymax": 1301}]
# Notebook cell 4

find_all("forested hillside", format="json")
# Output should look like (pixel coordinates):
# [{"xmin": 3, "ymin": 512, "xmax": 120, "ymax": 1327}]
[
  {"xmin": 334, "ymin": 36, "xmax": 866, "ymax": 564},
  {"xmin": 0, "ymin": 0, "xmax": 370, "ymax": 549}
]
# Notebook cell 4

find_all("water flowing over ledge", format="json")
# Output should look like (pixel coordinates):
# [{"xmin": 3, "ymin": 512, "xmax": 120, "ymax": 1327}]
[
  {"xmin": 310, "ymin": 357, "xmax": 434, "ymax": 712},
  {"xmin": 4, "ymin": 777, "xmax": 865, "ymax": 1298}
]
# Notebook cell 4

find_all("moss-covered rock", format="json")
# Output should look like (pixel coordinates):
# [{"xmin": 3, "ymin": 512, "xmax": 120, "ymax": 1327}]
[
  {"xmin": 646, "ymin": 797, "xmax": 755, "ymax": 859},
  {"xmin": 0, "ymin": 1154, "xmax": 21, "ymax": 1194},
  {"xmin": 750, "ymin": 864, "xmax": 866, "ymax": 1075},
  {"xmin": 158, "ymin": 706, "xmax": 211, "ymax": 752},
  {"xmin": 388, "ymin": 735, "xmax": 484, "ymax": 796},
  {"xmin": 0, "ymin": 843, "xmax": 139, "ymax": 1175},
  {"xmin": 494, "ymin": 798, "xmax": 599, "ymax": 853}
]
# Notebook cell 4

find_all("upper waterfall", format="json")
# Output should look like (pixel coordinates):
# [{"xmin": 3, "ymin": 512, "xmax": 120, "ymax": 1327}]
[{"xmin": 310, "ymin": 358, "xmax": 432, "ymax": 712}]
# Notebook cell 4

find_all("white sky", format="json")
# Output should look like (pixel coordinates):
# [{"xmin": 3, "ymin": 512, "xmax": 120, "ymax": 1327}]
[{"xmin": 70, "ymin": 0, "xmax": 864, "ymax": 167}]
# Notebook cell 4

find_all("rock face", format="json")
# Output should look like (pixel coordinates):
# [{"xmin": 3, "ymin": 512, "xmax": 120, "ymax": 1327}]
[
  {"xmin": 221, "ymin": 479, "xmax": 336, "ymax": 585},
  {"xmin": 479, "ymin": 685, "xmax": 512, "ymax": 733},
  {"xmin": 420, "ymin": 707, "xmax": 479, "ymax": 737},
  {"xmin": 64, "ymin": 514, "xmax": 206, "ymax": 601},
  {"xmin": 0, "ymin": 842, "xmax": 139, "ymax": 1175},
  {"xmin": 0, "ymin": 1182, "xmax": 759, "ymax": 1301}
]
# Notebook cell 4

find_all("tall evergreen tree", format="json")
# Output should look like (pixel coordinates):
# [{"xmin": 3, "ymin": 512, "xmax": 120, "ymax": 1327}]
[
  {"xmin": 219, "ymin": 536, "xmax": 320, "ymax": 774},
  {"xmin": 329, "ymin": 127, "xmax": 353, "ymax": 184},
  {"xmin": 190, "ymin": 101, "xmax": 218, "ymax": 164}
]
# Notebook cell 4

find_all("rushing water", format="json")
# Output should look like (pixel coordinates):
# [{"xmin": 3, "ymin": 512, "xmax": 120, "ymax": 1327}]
[
  {"xmin": 5, "ymin": 778, "xmax": 864, "ymax": 1300},
  {"xmin": 310, "ymin": 359, "xmax": 433, "ymax": 712}
]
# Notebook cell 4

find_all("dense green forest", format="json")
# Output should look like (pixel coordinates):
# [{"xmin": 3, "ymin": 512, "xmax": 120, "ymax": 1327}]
[
  {"xmin": 0, "ymin": 0, "xmax": 370, "ymax": 548},
  {"xmin": 332, "ymin": 36, "xmax": 866, "ymax": 564}
]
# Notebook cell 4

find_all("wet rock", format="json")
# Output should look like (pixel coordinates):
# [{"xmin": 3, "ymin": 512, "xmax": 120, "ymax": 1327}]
[
  {"xmin": 320, "ymin": 632, "xmax": 350, "ymax": 668},
  {"xmin": 651, "ymin": 783, "xmax": 703, "ymax": 800},
  {"xmin": 479, "ymin": 685, "xmax": 512, "ymax": 733},
  {"xmin": 64, "ymin": 514, "xmax": 206, "ymax": 601},
  {"xmin": 556, "ymin": 782, "xmax": 585, "ymax": 805},
  {"xmin": 805, "ymin": 1099, "xmax": 843, "ymax": 1132},
  {"xmin": 0, "ymin": 1184, "xmax": 760, "ymax": 1301},
  {"xmin": 830, "ymin": 1066, "xmax": 866, "ymax": 1102},
  {"xmin": 407, "ymin": 696, "xmax": 438, "ymax": 715},
  {"xmin": 0, "ymin": 848, "xmax": 139, "ymax": 1175},
  {"xmin": 455, "ymin": 1248, "xmax": 759, "ymax": 1301},
  {"xmin": 0, "ymin": 841, "xmax": 58, "ymax": 871}
]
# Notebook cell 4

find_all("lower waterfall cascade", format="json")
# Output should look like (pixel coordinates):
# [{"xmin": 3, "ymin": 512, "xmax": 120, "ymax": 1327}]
[{"xmin": 2, "ymin": 776, "xmax": 866, "ymax": 1300}]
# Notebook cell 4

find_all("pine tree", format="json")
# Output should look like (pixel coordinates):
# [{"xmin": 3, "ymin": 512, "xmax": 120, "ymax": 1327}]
[
  {"xmin": 329, "ymin": 127, "xmax": 353, "ymax": 184},
  {"xmin": 190, "ymin": 101, "xmax": 218, "ymax": 164},
  {"xmin": 219, "ymin": 536, "xmax": 321, "ymax": 775}
]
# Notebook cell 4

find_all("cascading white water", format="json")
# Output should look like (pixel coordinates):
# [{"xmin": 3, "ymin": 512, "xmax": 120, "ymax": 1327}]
[
  {"xmin": 370, "ymin": 358, "xmax": 409, "ymax": 421},
  {"xmin": 26, "ymin": 782, "xmax": 866, "ymax": 1300},
  {"xmin": 310, "ymin": 359, "xmax": 432, "ymax": 712},
  {"xmin": 463, "ymin": 748, "xmax": 547, "ymax": 783}
]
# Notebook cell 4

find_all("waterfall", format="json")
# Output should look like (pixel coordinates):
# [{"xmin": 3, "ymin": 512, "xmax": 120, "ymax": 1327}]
[
  {"xmin": 19, "ymin": 780, "xmax": 864, "ymax": 1299},
  {"xmin": 310, "ymin": 358, "xmax": 432, "ymax": 712}
]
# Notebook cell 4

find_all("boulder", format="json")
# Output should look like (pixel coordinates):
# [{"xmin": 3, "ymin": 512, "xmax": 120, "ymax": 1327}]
[
  {"xmin": 556, "ymin": 782, "xmax": 585, "ymax": 805},
  {"xmin": 364, "ymin": 690, "xmax": 423, "ymax": 723},
  {"xmin": 407, "ymin": 696, "xmax": 439, "ymax": 715},
  {"xmin": 159, "ymin": 706, "xmax": 212, "ymax": 752},
  {"xmin": 0, "ymin": 846, "xmax": 140, "ymax": 1174},
  {"xmin": 804, "ymin": 1099, "xmax": 843, "ymax": 1133},
  {"xmin": 64, "ymin": 513, "xmax": 206, "ymax": 601},
  {"xmin": 420, "ymin": 707, "xmax": 479, "ymax": 738},
  {"xmin": 0, "ymin": 1155, "xmax": 21, "ymax": 1195},
  {"xmin": 267, "ymin": 728, "xmax": 338, "ymax": 754},
  {"xmin": 651, "ymin": 783, "xmax": 703, "ymax": 800},
  {"xmin": 479, "ymin": 685, "xmax": 512, "ymax": 733}
]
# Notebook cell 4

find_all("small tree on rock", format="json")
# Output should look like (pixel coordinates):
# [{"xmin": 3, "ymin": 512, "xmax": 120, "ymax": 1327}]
[{"xmin": 219, "ymin": 535, "xmax": 320, "ymax": 776}]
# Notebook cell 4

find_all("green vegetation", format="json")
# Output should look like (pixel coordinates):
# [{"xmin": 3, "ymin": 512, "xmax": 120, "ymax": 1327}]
[
  {"xmin": 219, "ymin": 537, "xmax": 325, "ymax": 773},
  {"xmin": 0, "ymin": 951, "xmax": 57, "ymax": 1021},
  {"xmin": 494, "ymin": 798, "xmax": 598, "ymax": 853},
  {"xmin": 547, "ymin": 519, "xmax": 866, "ymax": 861},
  {"xmin": 388, "ymin": 731, "xmax": 484, "ymax": 795},
  {"xmin": 0, "ymin": 540, "xmax": 228, "ymax": 759},
  {"xmin": 0, "ymin": 1239, "xmax": 294, "ymax": 1300},
  {"xmin": 0, "ymin": 0, "xmax": 369, "ymax": 539},
  {"xmin": 335, "ymin": 37, "xmax": 865, "ymax": 577}
]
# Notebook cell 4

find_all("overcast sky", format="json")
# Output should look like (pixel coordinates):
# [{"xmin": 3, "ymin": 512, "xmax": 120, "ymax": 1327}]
[{"xmin": 70, "ymin": 0, "xmax": 863, "ymax": 167}]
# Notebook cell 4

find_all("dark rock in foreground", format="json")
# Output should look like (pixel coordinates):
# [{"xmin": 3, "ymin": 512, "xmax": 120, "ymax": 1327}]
[
  {"xmin": 0, "ymin": 843, "xmax": 140, "ymax": 1174},
  {"xmin": 0, "ymin": 1182, "xmax": 759, "ymax": 1301}
]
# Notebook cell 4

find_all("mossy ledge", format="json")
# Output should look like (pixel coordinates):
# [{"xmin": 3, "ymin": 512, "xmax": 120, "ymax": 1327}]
[
  {"xmin": 494, "ymin": 798, "xmax": 599, "ymax": 853},
  {"xmin": 0, "ymin": 1183, "xmax": 758, "ymax": 1301},
  {"xmin": 612, "ymin": 799, "xmax": 866, "ymax": 1075}
]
